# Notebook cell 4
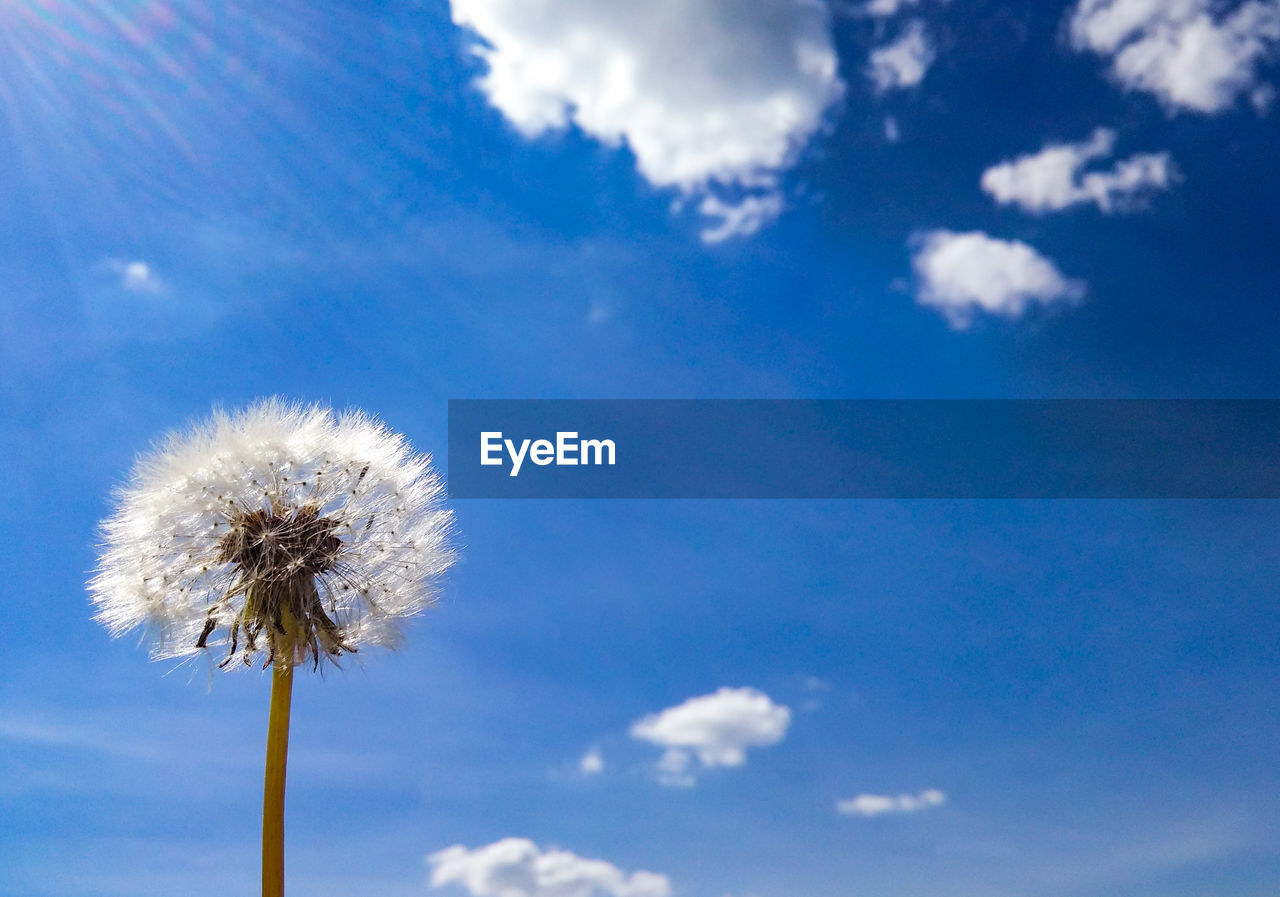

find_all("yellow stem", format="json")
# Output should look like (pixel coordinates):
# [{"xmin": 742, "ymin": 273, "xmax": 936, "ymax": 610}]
[{"xmin": 262, "ymin": 661, "xmax": 294, "ymax": 897}]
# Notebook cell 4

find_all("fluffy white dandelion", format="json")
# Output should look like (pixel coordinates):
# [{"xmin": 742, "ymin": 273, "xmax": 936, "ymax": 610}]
[
  {"xmin": 91, "ymin": 398, "xmax": 454, "ymax": 670},
  {"xmin": 89, "ymin": 398, "xmax": 456, "ymax": 897}
]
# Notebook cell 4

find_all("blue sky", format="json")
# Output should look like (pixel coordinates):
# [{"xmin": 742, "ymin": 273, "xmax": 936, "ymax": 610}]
[{"xmin": 3, "ymin": 0, "xmax": 1280, "ymax": 895}]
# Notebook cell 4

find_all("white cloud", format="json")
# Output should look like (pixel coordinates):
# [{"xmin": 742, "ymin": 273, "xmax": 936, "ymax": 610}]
[
  {"xmin": 1068, "ymin": 0, "xmax": 1280, "ymax": 113},
  {"xmin": 883, "ymin": 115, "xmax": 902, "ymax": 142},
  {"xmin": 910, "ymin": 230, "xmax": 1085, "ymax": 327},
  {"xmin": 106, "ymin": 259, "xmax": 163, "ymax": 293},
  {"xmin": 980, "ymin": 128, "xmax": 1174, "ymax": 213},
  {"xmin": 579, "ymin": 747, "xmax": 604, "ymax": 775},
  {"xmin": 629, "ymin": 687, "xmax": 790, "ymax": 785},
  {"xmin": 449, "ymin": 0, "xmax": 844, "ymax": 241},
  {"xmin": 862, "ymin": 0, "xmax": 921, "ymax": 17},
  {"xmin": 837, "ymin": 788, "xmax": 946, "ymax": 817},
  {"xmin": 868, "ymin": 20, "xmax": 935, "ymax": 92},
  {"xmin": 698, "ymin": 193, "xmax": 786, "ymax": 244},
  {"xmin": 429, "ymin": 839, "xmax": 671, "ymax": 897}
]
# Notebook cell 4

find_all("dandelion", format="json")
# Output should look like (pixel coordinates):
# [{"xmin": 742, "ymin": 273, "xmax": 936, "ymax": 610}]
[{"xmin": 89, "ymin": 398, "xmax": 455, "ymax": 897}]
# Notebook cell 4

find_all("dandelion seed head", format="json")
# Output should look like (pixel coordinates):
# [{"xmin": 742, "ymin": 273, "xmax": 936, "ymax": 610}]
[{"xmin": 90, "ymin": 398, "xmax": 455, "ymax": 671}]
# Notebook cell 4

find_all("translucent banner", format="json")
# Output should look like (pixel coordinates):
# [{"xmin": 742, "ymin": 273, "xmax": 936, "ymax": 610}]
[{"xmin": 446, "ymin": 400, "xmax": 1280, "ymax": 498}]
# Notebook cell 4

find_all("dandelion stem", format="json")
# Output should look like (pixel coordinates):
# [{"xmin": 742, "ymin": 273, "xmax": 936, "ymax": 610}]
[{"xmin": 262, "ymin": 660, "xmax": 294, "ymax": 897}]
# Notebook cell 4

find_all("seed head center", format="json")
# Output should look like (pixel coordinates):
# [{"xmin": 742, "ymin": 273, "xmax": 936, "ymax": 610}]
[{"xmin": 218, "ymin": 505, "xmax": 342, "ymax": 581}]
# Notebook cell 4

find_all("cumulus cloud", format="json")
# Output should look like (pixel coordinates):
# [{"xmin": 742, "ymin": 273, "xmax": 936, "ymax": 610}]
[
  {"xmin": 429, "ymin": 839, "xmax": 671, "ymax": 897},
  {"xmin": 629, "ymin": 687, "xmax": 790, "ymax": 785},
  {"xmin": 910, "ymin": 230, "xmax": 1085, "ymax": 327},
  {"xmin": 837, "ymin": 788, "xmax": 946, "ymax": 817},
  {"xmin": 449, "ymin": 0, "xmax": 844, "ymax": 241},
  {"xmin": 868, "ymin": 20, "xmax": 935, "ymax": 92},
  {"xmin": 579, "ymin": 747, "xmax": 604, "ymax": 775},
  {"xmin": 106, "ymin": 259, "xmax": 163, "ymax": 294},
  {"xmin": 980, "ymin": 128, "xmax": 1174, "ymax": 213},
  {"xmin": 1069, "ymin": 0, "xmax": 1280, "ymax": 113}
]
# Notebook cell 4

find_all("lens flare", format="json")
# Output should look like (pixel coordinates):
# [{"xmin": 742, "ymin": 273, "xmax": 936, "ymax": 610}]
[{"xmin": 0, "ymin": 1, "xmax": 406, "ymax": 234}]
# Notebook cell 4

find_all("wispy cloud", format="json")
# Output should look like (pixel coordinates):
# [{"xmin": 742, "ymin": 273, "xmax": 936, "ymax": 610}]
[
  {"xmin": 861, "ymin": 0, "xmax": 921, "ymax": 18},
  {"xmin": 448, "ymin": 0, "xmax": 844, "ymax": 242},
  {"xmin": 883, "ymin": 115, "xmax": 902, "ymax": 142},
  {"xmin": 981, "ymin": 128, "xmax": 1174, "ymax": 213},
  {"xmin": 837, "ymin": 788, "xmax": 946, "ymax": 817},
  {"xmin": 630, "ymin": 687, "xmax": 790, "ymax": 786},
  {"xmin": 910, "ymin": 229, "xmax": 1084, "ymax": 327},
  {"xmin": 0, "ymin": 714, "xmax": 167, "ymax": 763},
  {"xmin": 800, "ymin": 674, "xmax": 832, "ymax": 711},
  {"xmin": 105, "ymin": 259, "xmax": 164, "ymax": 294},
  {"xmin": 429, "ymin": 839, "xmax": 671, "ymax": 897},
  {"xmin": 1069, "ymin": 0, "xmax": 1280, "ymax": 113},
  {"xmin": 579, "ymin": 747, "xmax": 604, "ymax": 775},
  {"xmin": 868, "ymin": 20, "xmax": 935, "ymax": 92},
  {"xmin": 698, "ymin": 194, "xmax": 786, "ymax": 245},
  {"xmin": 83, "ymin": 254, "xmax": 226, "ymax": 346}
]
